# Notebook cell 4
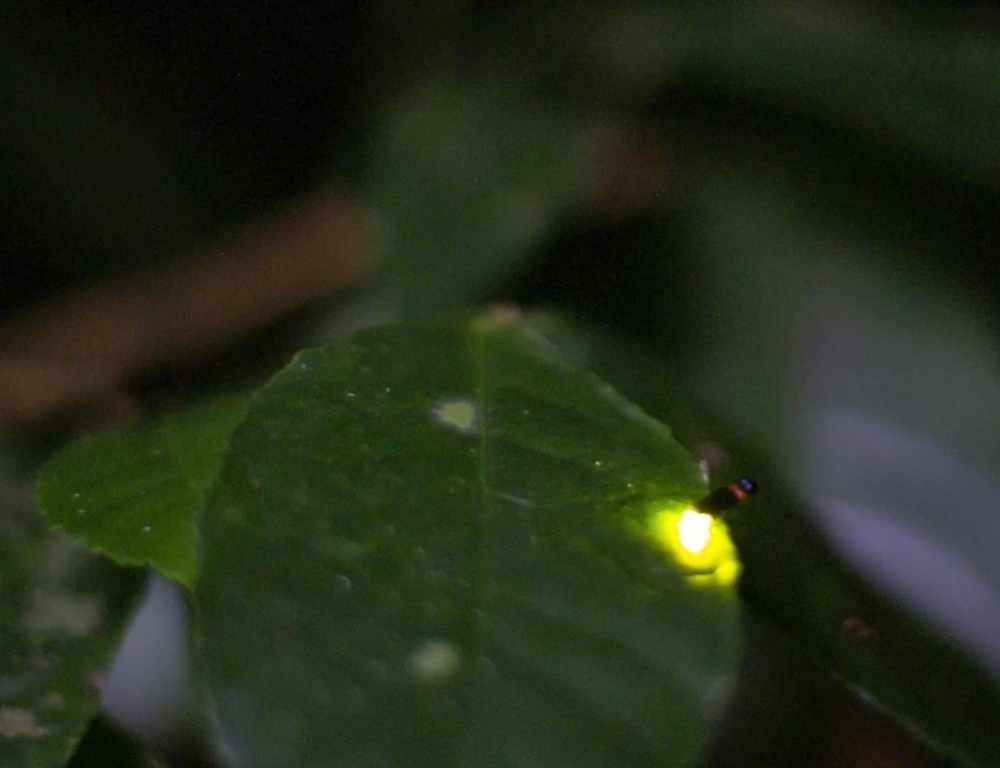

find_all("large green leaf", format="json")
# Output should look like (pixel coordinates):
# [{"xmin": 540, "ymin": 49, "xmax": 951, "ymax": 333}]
[
  {"xmin": 36, "ymin": 394, "xmax": 250, "ymax": 587},
  {"xmin": 529, "ymin": 312, "xmax": 1000, "ymax": 766},
  {"xmin": 195, "ymin": 318, "xmax": 738, "ymax": 767},
  {"xmin": 0, "ymin": 493, "xmax": 144, "ymax": 768}
]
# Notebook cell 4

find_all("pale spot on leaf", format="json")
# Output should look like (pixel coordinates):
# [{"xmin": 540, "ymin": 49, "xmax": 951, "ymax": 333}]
[
  {"xmin": 431, "ymin": 398, "xmax": 479, "ymax": 434},
  {"xmin": 406, "ymin": 639, "xmax": 462, "ymax": 684},
  {"xmin": 22, "ymin": 589, "xmax": 104, "ymax": 637},
  {"xmin": 0, "ymin": 707, "xmax": 49, "ymax": 738}
]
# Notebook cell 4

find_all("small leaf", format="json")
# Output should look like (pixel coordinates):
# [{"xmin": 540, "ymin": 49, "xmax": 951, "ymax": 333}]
[
  {"xmin": 36, "ymin": 393, "xmax": 250, "ymax": 587},
  {"xmin": 0, "ymin": 496, "xmax": 144, "ymax": 768},
  {"xmin": 195, "ymin": 318, "xmax": 737, "ymax": 767}
]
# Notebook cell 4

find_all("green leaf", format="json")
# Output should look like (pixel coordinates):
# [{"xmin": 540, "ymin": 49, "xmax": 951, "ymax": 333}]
[
  {"xmin": 366, "ymin": 78, "xmax": 594, "ymax": 316},
  {"xmin": 195, "ymin": 318, "xmax": 737, "ymax": 767},
  {"xmin": 518, "ymin": 311, "xmax": 720, "ymax": 453},
  {"xmin": 0, "ymin": 497, "xmax": 144, "ymax": 768},
  {"xmin": 36, "ymin": 394, "xmax": 250, "ymax": 588}
]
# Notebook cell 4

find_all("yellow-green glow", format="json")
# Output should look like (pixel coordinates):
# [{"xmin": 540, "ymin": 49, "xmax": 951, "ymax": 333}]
[
  {"xmin": 648, "ymin": 504, "xmax": 742, "ymax": 589},
  {"xmin": 677, "ymin": 509, "xmax": 713, "ymax": 554}
]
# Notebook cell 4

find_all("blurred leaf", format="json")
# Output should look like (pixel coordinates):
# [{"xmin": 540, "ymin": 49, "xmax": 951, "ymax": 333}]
[
  {"xmin": 684, "ymin": 3, "xmax": 1000, "ymax": 187},
  {"xmin": 531, "ymin": 311, "xmax": 1000, "ymax": 766},
  {"xmin": 366, "ymin": 78, "xmax": 595, "ymax": 316},
  {"xmin": 485, "ymin": 3, "xmax": 1000, "ymax": 187},
  {"xmin": 0, "ymin": 498, "xmax": 143, "ymax": 768},
  {"xmin": 195, "ymin": 317, "xmax": 737, "ymax": 768},
  {"xmin": 36, "ymin": 394, "xmax": 251, "ymax": 588}
]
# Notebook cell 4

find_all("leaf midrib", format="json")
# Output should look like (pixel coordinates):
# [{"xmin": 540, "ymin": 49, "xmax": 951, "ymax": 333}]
[{"xmin": 468, "ymin": 322, "xmax": 492, "ymax": 661}]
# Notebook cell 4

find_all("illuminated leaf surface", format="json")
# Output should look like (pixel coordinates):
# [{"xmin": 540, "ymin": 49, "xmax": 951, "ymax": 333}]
[
  {"xmin": 195, "ymin": 318, "xmax": 737, "ymax": 768},
  {"xmin": 0, "ymin": 496, "xmax": 143, "ymax": 768},
  {"xmin": 36, "ymin": 394, "xmax": 250, "ymax": 587}
]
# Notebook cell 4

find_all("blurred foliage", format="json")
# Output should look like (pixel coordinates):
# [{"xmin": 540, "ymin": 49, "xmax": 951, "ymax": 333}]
[
  {"xmin": 7, "ymin": 1, "xmax": 1000, "ymax": 767},
  {"xmin": 365, "ymin": 78, "xmax": 595, "ymax": 316},
  {"xmin": 0, "ymin": 498, "xmax": 144, "ymax": 768}
]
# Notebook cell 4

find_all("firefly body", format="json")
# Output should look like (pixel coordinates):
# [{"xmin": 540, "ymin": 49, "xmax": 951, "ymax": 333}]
[{"xmin": 695, "ymin": 477, "xmax": 757, "ymax": 515}]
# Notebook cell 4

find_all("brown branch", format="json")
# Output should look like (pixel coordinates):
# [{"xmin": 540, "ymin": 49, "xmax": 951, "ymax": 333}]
[{"xmin": 0, "ymin": 185, "xmax": 375, "ymax": 427}]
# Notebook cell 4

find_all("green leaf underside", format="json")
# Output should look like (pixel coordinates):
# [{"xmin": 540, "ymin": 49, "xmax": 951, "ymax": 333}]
[
  {"xmin": 36, "ymin": 393, "xmax": 251, "ymax": 587},
  {"xmin": 0, "ymin": 501, "xmax": 143, "ymax": 768},
  {"xmin": 196, "ymin": 319, "xmax": 736, "ymax": 767}
]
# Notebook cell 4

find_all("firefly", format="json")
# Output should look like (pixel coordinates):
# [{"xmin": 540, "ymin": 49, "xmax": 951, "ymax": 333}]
[
  {"xmin": 649, "ymin": 476, "xmax": 755, "ymax": 587},
  {"xmin": 695, "ymin": 477, "xmax": 757, "ymax": 515}
]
